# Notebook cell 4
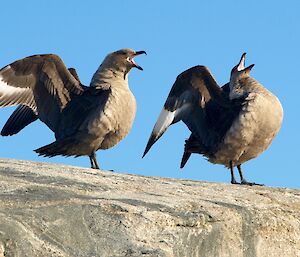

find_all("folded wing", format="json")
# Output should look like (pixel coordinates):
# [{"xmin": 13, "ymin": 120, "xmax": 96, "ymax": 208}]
[{"xmin": 55, "ymin": 87, "xmax": 111, "ymax": 139}]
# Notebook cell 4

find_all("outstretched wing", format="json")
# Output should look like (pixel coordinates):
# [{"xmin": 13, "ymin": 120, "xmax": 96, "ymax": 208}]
[
  {"xmin": 1, "ymin": 105, "xmax": 37, "ymax": 136},
  {"xmin": 1, "ymin": 67, "xmax": 84, "ymax": 136},
  {"xmin": 0, "ymin": 54, "xmax": 84, "ymax": 131},
  {"xmin": 143, "ymin": 65, "xmax": 236, "ymax": 158}
]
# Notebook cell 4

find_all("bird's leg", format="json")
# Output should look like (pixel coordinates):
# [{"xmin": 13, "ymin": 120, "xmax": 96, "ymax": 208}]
[
  {"xmin": 89, "ymin": 156, "xmax": 94, "ymax": 168},
  {"xmin": 237, "ymin": 165, "xmax": 264, "ymax": 186},
  {"xmin": 229, "ymin": 161, "xmax": 239, "ymax": 184},
  {"xmin": 89, "ymin": 152, "xmax": 100, "ymax": 169}
]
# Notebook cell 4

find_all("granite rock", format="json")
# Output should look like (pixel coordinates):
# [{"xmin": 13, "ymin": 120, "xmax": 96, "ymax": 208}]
[{"xmin": 0, "ymin": 159, "xmax": 299, "ymax": 257}]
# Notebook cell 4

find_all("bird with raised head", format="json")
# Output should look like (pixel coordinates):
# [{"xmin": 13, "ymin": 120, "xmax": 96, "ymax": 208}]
[{"xmin": 143, "ymin": 53, "xmax": 283, "ymax": 185}]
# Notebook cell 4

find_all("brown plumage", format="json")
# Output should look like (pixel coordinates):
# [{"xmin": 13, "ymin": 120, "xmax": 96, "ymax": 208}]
[
  {"xmin": 0, "ymin": 48, "xmax": 146, "ymax": 168},
  {"xmin": 143, "ymin": 53, "xmax": 283, "ymax": 185},
  {"xmin": 1, "ymin": 67, "xmax": 81, "ymax": 136}
]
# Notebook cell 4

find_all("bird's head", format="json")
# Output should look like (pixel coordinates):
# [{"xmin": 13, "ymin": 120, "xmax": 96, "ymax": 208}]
[
  {"xmin": 229, "ymin": 53, "xmax": 255, "ymax": 99},
  {"xmin": 102, "ymin": 48, "xmax": 146, "ymax": 76}
]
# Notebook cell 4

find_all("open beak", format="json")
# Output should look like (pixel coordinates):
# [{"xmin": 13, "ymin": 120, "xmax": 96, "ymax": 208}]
[
  {"xmin": 237, "ymin": 52, "xmax": 255, "ymax": 72},
  {"xmin": 244, "ymin": 63, "xmax": 255, "ymax": 72},
  {"xmin": 130, "ymin": 50, "xmax": 147, "ymax": 71},
  {"xmin": 237, "ymin": 52, "xmax": 246, "ymax": 71}
]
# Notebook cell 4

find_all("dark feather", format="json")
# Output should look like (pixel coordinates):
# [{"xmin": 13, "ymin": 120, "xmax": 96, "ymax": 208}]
[
  {"xmin": 68, "ymin": 68, "xmax": 81, "ymax": 84},
  {"xmin": 0, "ymin": 54, "xmax": 84, "ymax": 131},
  {"xmin": 166, "ymin": 66, "xmax": 234, "ymax": 150},
  {"xmin": 35, "ymin": 138, "xmax": 83, "ymax": 157},
  {"xmin": 1, "ymin": 105, "xmax": 37, "ymax": 136},
  {"xmin": 144, "ymin": 65, "xmax": 244, "ymax": 167},
  {"xmin": 55, "ymin": 87, "xmax": 111, "ymax": 139}
]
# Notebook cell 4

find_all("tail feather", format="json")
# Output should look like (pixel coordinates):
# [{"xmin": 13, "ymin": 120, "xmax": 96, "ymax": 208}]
[
  {"xmin": 34, "ymin": 138, "xmax": 84, "ymax": 157},
  {"xmin": 180, "ymin": 134, "xmax": 208, "ymax": 168},
  {"xmin": 180, "ymin": 150, "xmax": 191, "ymax": 169}
]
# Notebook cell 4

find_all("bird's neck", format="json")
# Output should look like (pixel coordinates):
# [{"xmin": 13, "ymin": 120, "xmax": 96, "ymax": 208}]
[{"xmin": 90, "ymin": 66, "xmax": 129, "ymax": 89}]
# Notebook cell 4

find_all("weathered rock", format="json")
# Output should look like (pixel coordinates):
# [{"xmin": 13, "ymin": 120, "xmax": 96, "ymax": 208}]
[{"xmin": 0, "ymin": 159, "xmax": 299, "ymax": 257}]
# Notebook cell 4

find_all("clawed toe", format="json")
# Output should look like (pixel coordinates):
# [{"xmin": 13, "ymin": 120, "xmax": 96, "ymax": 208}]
[
  {"xmin": 240, "ymin": 179, "xmax": 264, "ymax": 186},
  {"xmin": 231, "ymin": 179, "xmax": 240, "ymax": 185}
]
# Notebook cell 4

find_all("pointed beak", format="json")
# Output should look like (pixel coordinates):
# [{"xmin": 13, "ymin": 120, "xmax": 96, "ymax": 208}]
[
  {"xmin": 244, "ymin": 63, "xmax": 255, "ymax": 72},
  {"xmin": 237, "ymin": 52, "xmax": 246, "ymax": 71},
  {"xmin": 131, "ymin": 51, "xmax": 147, "ymax": 71},
  {"xmin": 135, "ymin": 50, "xmax": 147, "ymax": 56}
]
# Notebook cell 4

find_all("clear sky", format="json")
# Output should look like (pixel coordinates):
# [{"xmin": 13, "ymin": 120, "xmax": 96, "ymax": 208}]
[{"xmin": 1, "ymin": 1, "xmax": 299, "ymax": 188}]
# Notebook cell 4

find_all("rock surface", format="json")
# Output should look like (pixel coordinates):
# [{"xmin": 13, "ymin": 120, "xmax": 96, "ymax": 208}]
[{"xmin": 0, "ymin": 159, "xmax": 299, "ymax": 257}]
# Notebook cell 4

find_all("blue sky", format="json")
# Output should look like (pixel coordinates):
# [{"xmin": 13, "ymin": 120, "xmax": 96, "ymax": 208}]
[{"xmin": 1, "ymin": 1, "xmax": 299, "ymax": 188}]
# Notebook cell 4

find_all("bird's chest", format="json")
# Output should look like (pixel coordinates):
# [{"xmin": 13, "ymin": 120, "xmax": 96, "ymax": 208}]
[
  {"xmin": 94, "ymin": 87, "xmax": 136, "ymax": 149},
  {"xmin": 223, "ymin": 100, "xmax": 261, "ymax": 151},
  {"xmin": 213, "ymin": 93, "xmax": 282, "ymax": 164},
  {"xmin": 106, "ymin": 88, "xmax": 136, "ymax": 132}
]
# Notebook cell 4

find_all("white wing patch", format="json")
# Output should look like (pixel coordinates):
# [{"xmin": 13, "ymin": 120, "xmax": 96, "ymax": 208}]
[
  {"xmin": 153, "ymin": 108, "xmax": 175, "ymax": 137},
  {"xmin": 0, "ymin": 74, "xmax": 34, "ymax": 109},
  {"xmin": 152, "ymin": 103, "xmax": 191, "ymax": 140}
]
